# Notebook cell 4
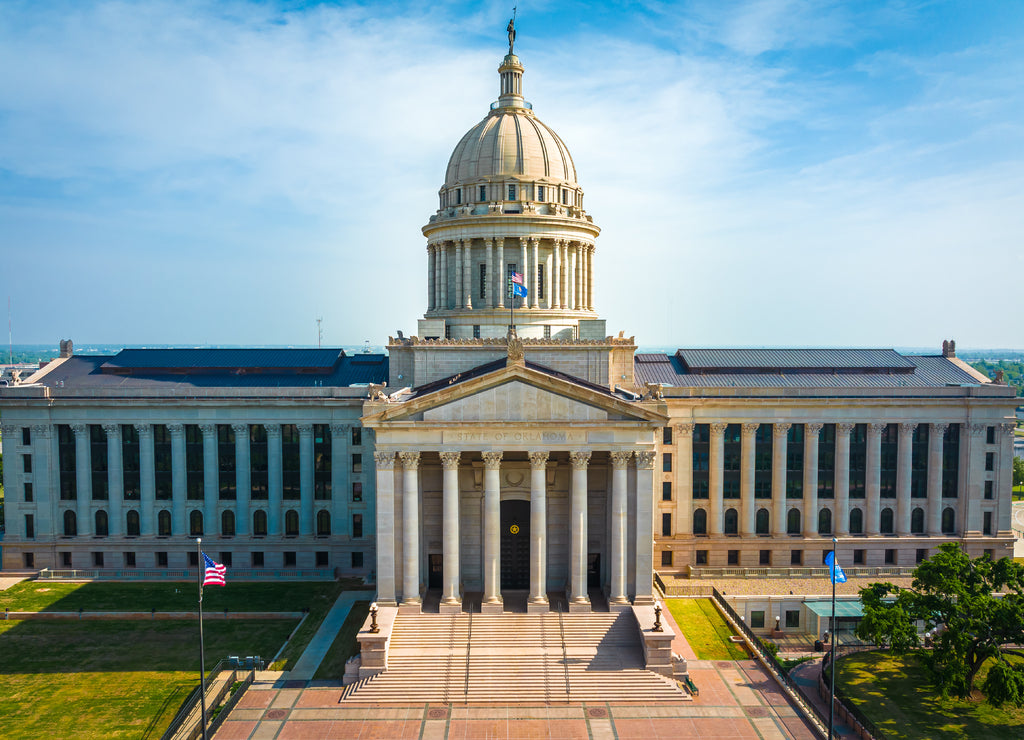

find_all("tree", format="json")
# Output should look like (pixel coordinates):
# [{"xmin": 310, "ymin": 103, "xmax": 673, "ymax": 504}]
[
  {"xmin": 1014, "ymin": 455, "xmax": 1024, "ymax": 488},
  {"xmin": 856, "ymin": 542, "xmax": 1024, "ymax": 705}
]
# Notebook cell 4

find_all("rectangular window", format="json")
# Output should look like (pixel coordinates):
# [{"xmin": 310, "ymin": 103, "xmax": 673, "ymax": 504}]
[
  {"xmin": 662, "ymin": 481, "xmax": 672, "ymax": 501},
  {"xmin": 885, "ymin": 549, "xmax": 896, "ymax": 565},
  {"xmin": 854, "ymin": 549, "xmax": 865, "ymax": 565},
  {"xmin": 537, "ymin": 185, "xmax": 545, "ymax": 201},
  {"xmin": 508, "ymin": 184, "xmax": 517, "ymax": 201},
  {"xmin": 314, "ymin": 424, "xmax": 331, "ymax": 500},
  {"xmin": 218, "ymin": 425, "xmax": 237, "ymax": 501},
  {"xmin": 473, "ymin": 324, "xmax": 481, "ymax": 339},
  {"xmin": 25, "ymin": 514, "xmax": 34, "ymax": 539},
  {"xmin": 24, "ymin": 482, "xmax": 33, "ymax": 502},
  {"xmin": 479, "ymin": 185, "xmax": 487, "ymax": 202},
  {"xmin": 759, "ymin": 550, "xmax": 771, "ymax": 566},
  {"xmin": 352, "ymin": 481, "xmax": 363, "ymax": 502},
  {"xmin": 249, "ymin": 425, "xmax": 268, "ymax": 500},
  {"xmin": 692, "ymin": 424, "xmax": 710, "ymax": 499},
  {"xmin": 661, "ymin": 513, "xmax": 671, "ymax": 537},
  {"xmin": 185, "ymin": 425, "xmax": 204, "ymax": 500},
  {"xmin": 316, "ymin": 551, "xmax": 329, "ymax": 567},
  {"xmin": 985, "ymin": 480, "xmax": 994, "ymax": 499},
  {"xmin": 561, "ymin": 188, "xmax": 568, "ymax": 205},
  {"xmin": 22, "ymin": 427, "xmax": 31, "ymax": 446},
  {"xmin": 942, "ymin": 424, "xmax": 960, "ymax": 498},
  {"xmin": 352, "ymin": 551, "xmax": 364, "ymax": 568},
  {"xmin": 916, "ymin": 548, "xmax": 928, "ymax": 564},
  {"xmin": 455, "ymin": 188, "xmax": 461, "ymax": 204},
  {"xmin": 695, "ymin": 550, "xmax": 708, "ymax": 565},
  {"xmin": 506, "ymin": 263, "xmax": 518, "ymax": 300},
  {"xmin": 352, "ymin": 453, "xmax": 362, "ymax": 473},
  {"xmin": 121, "ymin": 425, "xmax": 141, "ymax": 501},
  {"xmin": 728, "ymin": 550, "xmax": 739, "ymax": 566},
  {"xmin": 153, "ymin": 424, "xmax": 172, "ymax": 500},
  {"xmin": 661, "ymin": 550, "xmax": 673, "ymax": 566},
  {"xmin": 785, "ymin": 610, "xmax": 800, "ymax": 629},
  {"xmin": 790, "ymin": 549, "xmax": 802, "ymax": 566},
  {"xmin": 985, "ymin": 452, "xmax": 994, "ymax": 471},
  {"xmin": 479, "ymin": 264, "xmax": 487, "ymax": 300},
  {"xmin": 663, "ymin": 453, "xmax": 672, "ymax": 472},
  {"xmin": 755, "ymin": 425, "xmax": 773, "ymax": 499},
  {"xmin": 157, "ymin": 551, "xmax": 168, "ymax": 567},
  {"xmin": 849, "ymin": 424, "xmax": 867, "ymax": 499},
  {"xmin": 188, "ymin": 551, "xmax": 199, "ymax": 567},
  {"xmin": 663, "ymin": 426, "xmax": 673, "ymax": 445},
  {"xmin": 353, "ymin": 514, "xmax": 363, "ymax": 538},
  {"xmin": 61, "ymin": 552, "xmax": 72, "ymax": 568},
  {"xmin": 58, "ymin": 425, "xmax": 77, "ymax": 501},
  {"xmin": 23, "ymin": 553, "xmax": 34, "ymax": 569},
  {"xmin": 786, "ymin": 424, "xmax": 804, "ymax": 499},
  {"xmin": 124, "ymin": 552, "xmax": 136, "ymax": 567},
  {"xmin": 284, "ymin": 551, "xmax": 297, "ymax": 567},
  {"xmin": 88, "ymin": 425, "xmax": 108, "ymax": 501},
  {"xmin": 282, "ymin": 425, "xmax": 300, "ymax": 500},
  {"xmin": 22, "ymin": 453, "xmax": 31, "ymax": 474},
  {"xmin": 880, "ymin": 423, "xmax": 898, "ymax": 499},
  {"xmin": 818, "ymin": 424, "xmax": 835, "ymax": 499},
  {"xmin": 911, "ymin": 425, "xmax": 929, "ymax": 498},
  {"xmin": 251, "ymin": 551, "xmax": 264, "ymax": 567},
  {"xmin": 92, "ymin": 552, "xmax": 104, "ymax": 568},
  {"xmin": 537, "ymin": 265, "xmax": 544, "ymax": 301},
  {"xmin": 220, "ymin": 552, "xmax": 233, "ymax": 568},
  {"xmin": 750, "ymin": 610, "xmax": 765, "ymax": 629},
  {"xmin": 984, "ymin": 511, "xmax": 993, "ymax": 536},
  {"xmin": 723, "ymin": 424, "xmax": 741, "ymax": 499},
  {"xmin": 351, "ymin": 427, "xmax": 362, "ymax": 446},
  {"xmin": 987, "ymin": 426, "xmax": 996, "ymax": 444}
]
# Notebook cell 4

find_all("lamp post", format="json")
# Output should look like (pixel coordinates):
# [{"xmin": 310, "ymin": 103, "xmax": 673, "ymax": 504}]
[
  {"xmin": 653, "ymin": 603, "xmax": 663, "ymax": 632},
  {"xmin": 369, "ymin": 602, "xmax": 379, "ymax": 634}
]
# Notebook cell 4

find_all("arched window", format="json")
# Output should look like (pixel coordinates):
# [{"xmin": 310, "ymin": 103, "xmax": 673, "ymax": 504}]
[
  {"xmin": 189, "ymin": 510, "xmax": 204, "ymax": 537},
  {"xmin": 156, "ymin": 510, "xmax": 170, "ymax": 536},
  {"xmin": 693, "ymin": 508, "xmax": 707, "ymax": 536},
  {"xmin": 755, "ymin": 508, "xmax": 770, "ymax": 535},
  {"xmin": 125, "ymin": 509, "xmax": 140, "ymax": 540},
  {"xmin": 253, "ymin": 510, "xmax": 268, "ymax": 536},
  {"xmin": 818, "ymin": 508, "xmax": 832, "ymax": 536},
  {"xmin": 95, "ymin": 510, "xmax": 109, "ymax": 537},
  {"xmin": 63, "ymin": 510, "xmax": 77, "ymax": 537},
  {"xmin": 911, "ymin": 507, "xmax": 925, "ymax": 534},
  {"xmin": 724, "ymin": 508, "xmax": 738, "ymax": 535},
  {"xmin": 849, "ymin": 507, "xmax": 864, "ymax": 535},
  {"xmin": 221, "ymin": 510, "xmax": 235, "ymax": 537},
  {"xmin": 316, "ymin": 510, "xmax": 331, "ymax": 537},
  {"xmin": 787, "ymin": 508, "xmax": 801, "ymax": 535},
  {"xmin": 880, "ymin": 507, "xmax": 894, "ymax": 535},
  {"xmin": 285, "ymin": 509, "xmax": 299, "ymax": 536},
  {"xmin": 942, "ymin": 507, "xmax": 955, "ymax": 535}
]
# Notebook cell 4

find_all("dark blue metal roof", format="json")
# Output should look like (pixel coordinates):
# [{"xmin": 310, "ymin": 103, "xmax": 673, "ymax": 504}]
[
  {"xmin": 675, "ymin": 348, "xmax": 915, "ymax": 372},
  {"xmin": 102, "ymin": 348, "xmax": 344, "ymax": 373}
]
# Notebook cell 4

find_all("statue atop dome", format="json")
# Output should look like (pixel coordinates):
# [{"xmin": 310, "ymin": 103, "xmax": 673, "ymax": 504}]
[{"xmin": 507, "ymin": 11, "xmax": 516, "ymax": 55}]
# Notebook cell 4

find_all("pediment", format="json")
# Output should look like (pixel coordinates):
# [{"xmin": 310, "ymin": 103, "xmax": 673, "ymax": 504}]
[{"xmin": 423, "ymin": 380, "xmax": 608, "ymax": 422}]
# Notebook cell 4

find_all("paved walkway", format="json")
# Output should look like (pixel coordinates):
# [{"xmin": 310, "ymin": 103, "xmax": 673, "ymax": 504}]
[
  {"xmin": 790, "ymin": 657, "xmax": 855, "ymax": 738},
  {"xmin": 0, "ymin": 576, "xmax": 29, "ymax": 591},
  {"xmin": 287, "ymin": 591, "xmax": 365, "ymax": 681},
  {"xmin": 214, "ymin": 658, "xmax": 818, "ymax": 739}
]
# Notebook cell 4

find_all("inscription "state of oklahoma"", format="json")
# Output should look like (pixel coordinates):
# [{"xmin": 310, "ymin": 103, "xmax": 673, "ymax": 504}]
[{"xmin": 445, "ymin": 430, "xmax": 586, "ymax": 444}]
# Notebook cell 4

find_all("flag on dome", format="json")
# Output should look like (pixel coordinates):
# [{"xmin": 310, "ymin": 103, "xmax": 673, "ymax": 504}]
[
  {"xmin": 825, "ymin": 551, "xmax": 847, "ymax": 584},
  {"xmin": 202, "ymin": 552, "xmax": 227, "ymax": 586}
]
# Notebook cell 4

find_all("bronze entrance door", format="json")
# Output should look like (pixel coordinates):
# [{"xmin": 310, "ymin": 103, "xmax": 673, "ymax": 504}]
[{"xmin": 500, "ymin": 500, "xmax": 530, "ymax": 589}]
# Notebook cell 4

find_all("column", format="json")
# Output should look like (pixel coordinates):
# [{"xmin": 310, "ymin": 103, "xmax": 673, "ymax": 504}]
[
  {"xmin": 454, "ymin": 240, "xmax": 463, "ymax": 309},
  {"xmin": 136, "ymin": 424, "xmax": 155, "ymax": 536},
  {"xmin": 803, "ymin": 424, "xmax": 822, "ymax": 538},
  {"xmin": 998, "ymin": 423, "xmax": 1015, "ymax": 536},
  {"xmin": 298, "ymin": 424, "xmax": 314, "ymax": 536},
  {"xmin": 545, "ymin": 248, "xmax": 553, "ymax": 310},
  {"xmin": 771, "ymin": 424, "xmax": 790, "ymax": 536},
  {"xmin": 439, "ymin": 243, "xmax": 448, "ymax": 310},
  {"xmin": 374, "ymin": 450, "xmax": 397, "ymax": 604},
  {"xmin": 168, "ymin": 424, "xmax": 186, "ymax": 537},
  {"xmin": 529, "ymin": 451, "xmax": 550, "ymax": 610},
  {"xmin": 575, "ymin": 243, "xmax": 584, "ymax": 311},
  {"xmin": 103, "ymin": 425, "xmax": 123, "ymax": 537},
  {"xmin": 439, "ymin": 451, "xmax": 462, "ymax": 612},
  {"xmin": 400, "ymin": 451, "xmax": 421, "ymax": 607},
  {"xmin": 530, "ymin": 237, "xmax": 540, "ymax": 309},
  {"xmin": 31, "ymin": 425, "xmax": 53, "ymax": 536},
  {"xmin": 896, "ymin": 423, "xmax": 915, "ymax": 536},
  {"xmin": 586, "ymin": 244, "xmax": 595, "ymax": 310},
  {"xmin": 634, "ymin": 450, "xmax": 656, "ymax": 605},
  {"xmin": 495, "ymin": 237, "xmax": 505, "ymax": 309},
  {"xmin": 675, "ymin": 423, "xmax": 694, "ymax": 534},
  {"xmin": 740, "ymin": 423, "xmax": 758, "ymax": 535},
  {"xmin": 609, "ymin": 451, "xmax": 631, "ymax": 606},
  {"xmin": 485, "ymin": 238, "xmax": 494, "ymax": 308},
  {"xmin": 482, "ymin": 451, "xmax": 503, "ymax": 611},
  {"xmin": 72, "ymin": 424, "xmax": 92, "ymax": 536},
  {"xmin": 520, "ymin": 238, "xmax": 529, "ymax": 308},
  {"xmin": 709, "ymin": 423, "xmax": 727, "ymax": 535},
  {"xmin": 200, "ymin": 424, "xmax": 218, "ymax": 536},
  {"xmin": 568, "ymin": 450, "xmax": 591, "ymax": 609},
  {"xmin": 233, "ymin": 423, "xmax": 250, "ymax": 536},
  {"xmin": 927, "ymin": 423, "xmax": 947, "ymax": 536},
  {"xmin": 462, "ymin": 239, "xmax": 473, "ymax": 309},
  {"xmin": 835, "ymin": 423, "xmax": 853, "ymax": 536},
  {"xmin": 552, "ymin": 239, "xmax": 562, "ymax": 309},
  {"xmin": 865, "ymin": 423, "xmax": 884, "ymax": 535},
  {"xmin": 266, "ymin": 425, "xmax": 283, "ymax": 536},
  {"xmin": 427, "ymin": 244, "xmax": 436, "ymax": 311},
  {"xmin": 568, "ymin": 244, "xmax": 577, "ymax": 309}
]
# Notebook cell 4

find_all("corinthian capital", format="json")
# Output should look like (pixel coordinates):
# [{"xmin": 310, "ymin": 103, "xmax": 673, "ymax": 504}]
[
  {"xmin": 674, "ymin": 423, "xmax": 694, "ymax": 437},
  {"xmin": 609, "ymin": 451, "xmax": 633, "ymax": 468},
  {"xmin": 439, "ymin": 451, "xmax": 461, "ymax": 470},
  {"xmin": 837, "ymin": 423, "xmax": 855, "ymax": 435},
  {"xmin": 528, "ymin": 450, "xmax": 550, "ymax": 469},
  {"xmin": 741, "ymin": 423, "xmax": 760, "ymax": 435},
  {"xmin": 482, "ymin": 451, "xmax": 503, "ymax": 470},
  {"xmin": 166, "ymin": 423, "xmax": 184, "ymax": 438},
  {"xmin": 199, "ymin": 423, "xmax": 217, "ymax": 437},
  {"xmin": 710, "ymin": 422, "xmax": 728, "ymax": 436},
  {"xmin": 899, "ymin": 423, "xmax": 918, "ymax": 435},
  {"xmin": 869, "ymin": 422, "xmax": 887, "ymax": 435},
  {"xmin": 933, "ymin": 422, "xmax": 949, "ymax": 434},
  {"xmin": 805, "ymin": 423, "xmax": 824, "ymax": 436},
  {"xmin": 399, "ymin": 451, "xmax": 421, "ymax": 469},
  {"xmin": 373, "ymin": 450, "xmax": 396, "ymax": 470},
  {"xmin": 569, "ymin": 450, "xmax": 592, "ymax": 470},
  {"xmin": 634, "ymin": 450, "xmax": 656, "ymax": 470},
  {"xmin": 773, "ymin": 423, "xmax": 792, "ymax": 438},
  {"xmin": 70, "ymin": 423, "xmax": 89, "ymax": 436}
]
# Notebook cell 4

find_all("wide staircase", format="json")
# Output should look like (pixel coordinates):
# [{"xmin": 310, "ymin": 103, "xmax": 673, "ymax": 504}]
[{"xmin": 341, "ymin": 610, "xmax": 688, "ymax": 704}]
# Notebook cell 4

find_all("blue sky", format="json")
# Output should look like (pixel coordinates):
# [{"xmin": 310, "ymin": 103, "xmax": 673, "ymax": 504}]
[{"xmin": 2, "ymin": 0, "xmax": 1022, "ymax": 348}]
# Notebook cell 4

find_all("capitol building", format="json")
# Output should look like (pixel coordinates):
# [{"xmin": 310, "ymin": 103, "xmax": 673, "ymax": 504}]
[{"xmin": 0, "ymin": 41, "xmax": 1018, "ymax": 616}]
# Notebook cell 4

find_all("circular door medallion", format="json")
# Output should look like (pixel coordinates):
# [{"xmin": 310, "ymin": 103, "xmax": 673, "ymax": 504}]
[{"xmin": 510, "ymin": 524, "xmax": 520, "ymax": 535}]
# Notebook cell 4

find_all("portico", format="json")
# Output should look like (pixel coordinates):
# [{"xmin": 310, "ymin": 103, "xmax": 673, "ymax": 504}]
[{"xmin": 363, "ymin": 355, "xmax": 665, "ymax": 614}]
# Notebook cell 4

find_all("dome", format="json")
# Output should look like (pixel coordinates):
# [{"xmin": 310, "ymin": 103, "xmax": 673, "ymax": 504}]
[{"xmin": 444, "ymin": 109, "xmax": 578, "ymax": 187}]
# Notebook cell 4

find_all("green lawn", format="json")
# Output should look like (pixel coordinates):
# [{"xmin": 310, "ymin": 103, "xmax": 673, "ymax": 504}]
[
  {"xmin": 314, "ymin": 600, "xmax": 371, "ymax": 680},
  {"xmin": 665, "ymin": 598, "xmax": 746, "ymax": 660},
  {"xmin": 838, "ymin": 650, "xmax": 1024, "ymax": 740},
  {"xmin": 0, "ymin": 617, "xmax": 296, "ymax": 740}
]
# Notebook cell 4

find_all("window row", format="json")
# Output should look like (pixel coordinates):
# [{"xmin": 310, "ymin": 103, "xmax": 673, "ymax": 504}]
[
  {"xmin": 52, "ymin": 509, "xmax": 365, "ymax": 539},
  {"xmin": 441, "ymin": 183, "xmax": 581, "ymax": 208},
  {"xmin": 36, "ymin": 549, "xmax": 366, "ymax": 571},
  {"xmin": 667, "ymin": 546, "xmax": 936, "ymax": 569}
]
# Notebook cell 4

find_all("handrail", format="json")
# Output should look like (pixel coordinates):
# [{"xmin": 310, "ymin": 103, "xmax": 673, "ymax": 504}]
[
  {"xmin": 207, "ymin": 668, "xmax": 255, "ymax": 737},
  {"xmin": 463, "ymin": 610, "xmax": 472, "ymax": 704},
  {"xmin": 444, "ymin": 612, "xmax": 455, "ymax": 705},
  {"xmin": 822, "ymin": 649, "xmax": 888, "ymax": 739},
  {"xmin": 159, "ymin": 659, "xmax": 229, "ymax": 740},
  {"xmin": 557, "ymin": 602, "xmax": 570, "ymax": 697},
  {"xmin": 653, "ymin": 572, "xmax": 667, "ymax": 597}
]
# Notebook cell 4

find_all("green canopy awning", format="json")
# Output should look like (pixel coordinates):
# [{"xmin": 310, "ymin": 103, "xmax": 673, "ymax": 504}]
[{"xmin": 803, "ymin": 600, "xmax": 864, "ymax": 618}]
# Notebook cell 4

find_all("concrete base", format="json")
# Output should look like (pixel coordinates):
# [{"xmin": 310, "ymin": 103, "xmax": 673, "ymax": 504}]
[
  {"xmin": 480, "ymin": 599, "xmax": 504, "ymax": 614},
  {"xmin": 526, "ymin": 599, "xmax": 550, "ymax": 614},
  {"xmin": 397, "ymin": 602, "xmax": 422, "ymax": 615},
  {"xmin": 438, "ymin": 601, "xmax": 462, "ymax": 614},
  {"xmin": 608, "ymin": 600, "xmax": 632, "ymax": 614},
  {"xmin": 568, "ymin": 598, "xmax": 592, "ymax": 613}
]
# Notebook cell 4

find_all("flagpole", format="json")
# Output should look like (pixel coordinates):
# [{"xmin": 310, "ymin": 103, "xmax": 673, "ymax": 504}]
[
  {"xmin": 197, "ymin": 537, "xmax": 208, "ymax": 740},
  {"xmin": 829, "ymin": 535, "xmax": 837, "ymax": 740}
]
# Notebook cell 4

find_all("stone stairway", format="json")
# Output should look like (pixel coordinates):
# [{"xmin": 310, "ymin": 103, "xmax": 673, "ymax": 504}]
[{"xmin": 342, "ymin": 610, "xmax": 689, "ymax": 704}]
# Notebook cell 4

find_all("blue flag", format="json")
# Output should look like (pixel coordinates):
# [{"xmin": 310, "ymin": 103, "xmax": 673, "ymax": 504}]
[
  {"xmin": 512, "ymin": 282, "xmax": 528, "ymax": 298},
  {"xmin": 825, "ymin": 551, "xmax": 847, "ymax": 584}
]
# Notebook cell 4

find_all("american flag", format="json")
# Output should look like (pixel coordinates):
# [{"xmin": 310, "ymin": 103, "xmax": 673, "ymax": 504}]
[
  {"xmin": 510, "ymin": 271, "xmax": 524, "ymax": 285},
  {"xmin": 202, "ymin": 552, "xmax": 227, "ymax": 587}
]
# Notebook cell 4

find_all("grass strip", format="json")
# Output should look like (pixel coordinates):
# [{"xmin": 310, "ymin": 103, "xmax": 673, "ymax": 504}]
[
  {"xmin": 313, "ymin": 600, "xmax": 371, "ymax": 680},
  {"xmin": 664, "ymin": 598, "xmax": 746, "ymax": 661}
]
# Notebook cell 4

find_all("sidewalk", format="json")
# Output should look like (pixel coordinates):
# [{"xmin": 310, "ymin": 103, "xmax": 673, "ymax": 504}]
[
  {"xmin": 789, "ymin": 657, "xmax": 856, "ymax": 738},
  {"xmin": 286, "ymin": 591, "xmax": 365, "ymax": 681}
]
